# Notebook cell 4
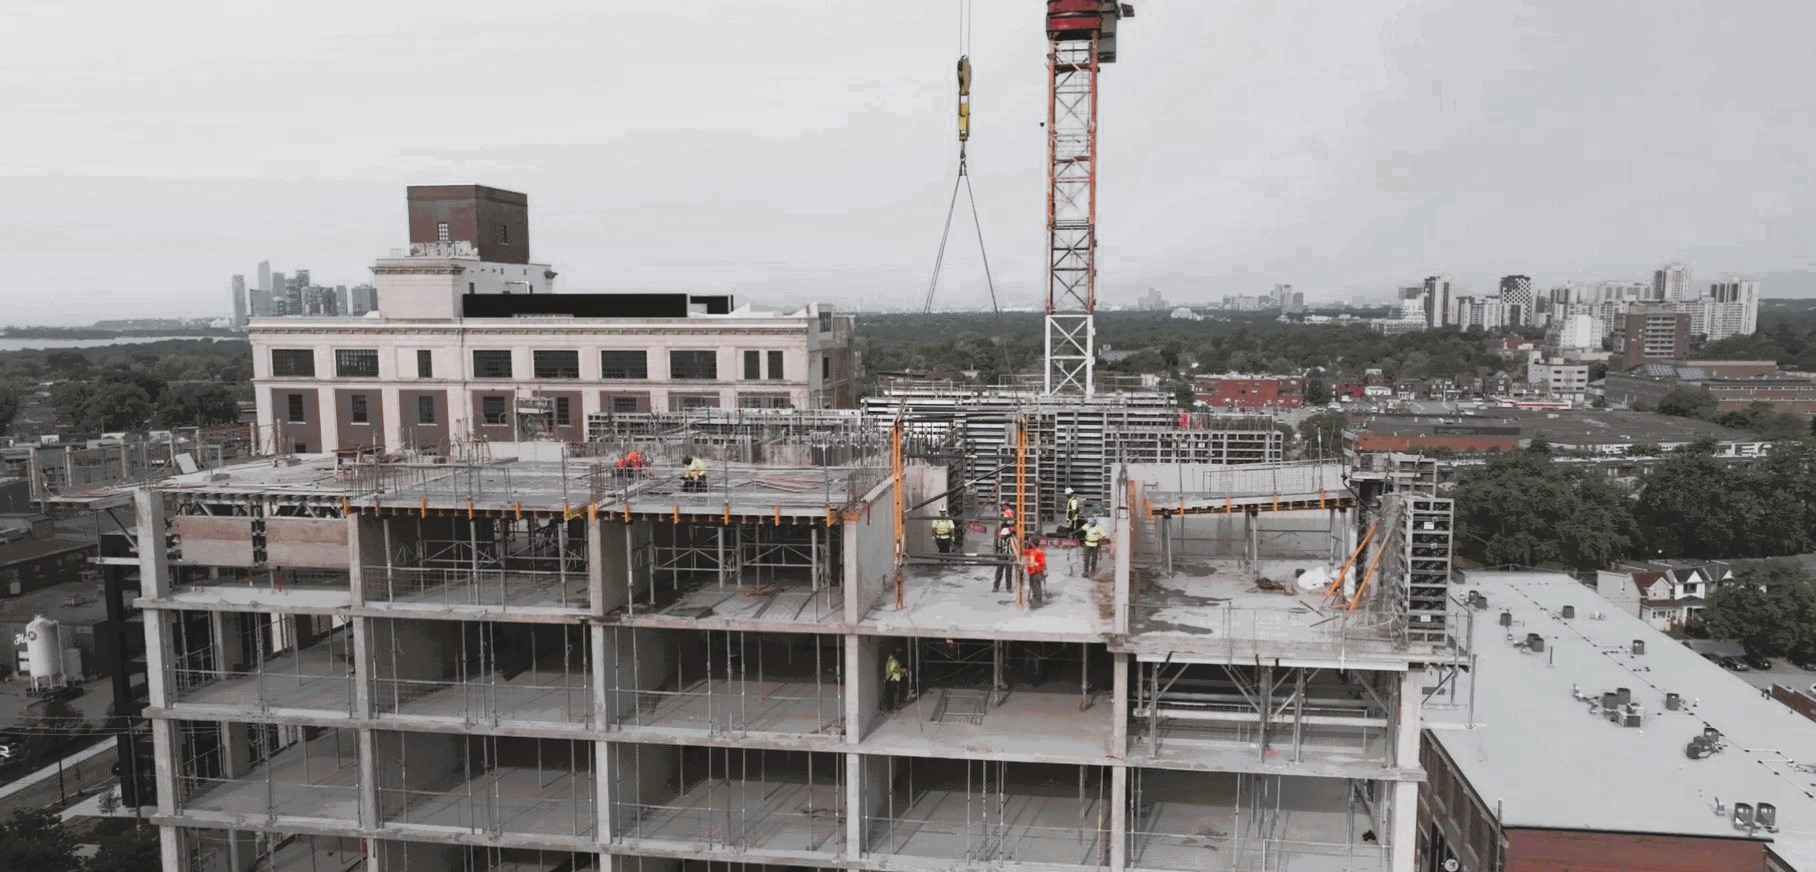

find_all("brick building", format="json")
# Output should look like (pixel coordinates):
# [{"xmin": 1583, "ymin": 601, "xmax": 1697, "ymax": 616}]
[
  {"xmin": 1606, "ymin": 363, "xmax": 1816, "ymax": 413},
  {"xmin": 1192, "ymin": 374, "xmax": 1304, "ymax": 409}
]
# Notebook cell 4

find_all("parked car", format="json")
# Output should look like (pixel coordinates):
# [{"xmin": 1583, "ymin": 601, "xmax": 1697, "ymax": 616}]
[
  {"xmin": 1700, "ymin": 652, "xmax": 1723, "ymax": 664},
  {"xmin": 1719, "ymin": 656, "xmax": 1750, "ymax": 672},
  {"xmin": 1743, "ymin": 654, "xmax": 1773, "ymax": 671}
]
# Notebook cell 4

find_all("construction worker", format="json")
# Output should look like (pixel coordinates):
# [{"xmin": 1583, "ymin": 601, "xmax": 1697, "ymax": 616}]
[
  {"xmin": 992, "ymin": 524, "xmax": 1016, "ymax": 592},
  {"xmin": 681, "ymin": 455, "xmax": 707, "ymax": 492},
  {"xmin": 1082, "ymin": 519, "xmax": 1106, "ymax": 575},
  {"xmin": 931, "ymin": 509, "xmax": 957, "ymax": 554},
  {"xmin": 1064, "ymin": 488, "xmax": 1081, "ymax": 534},
  {"xmin": 883, "ymin": 648, "xmax": 909, "ymax": 712},
  {"xmin": 1024, "ymin": 541, "xmax": 1048, "ymax": 606}
]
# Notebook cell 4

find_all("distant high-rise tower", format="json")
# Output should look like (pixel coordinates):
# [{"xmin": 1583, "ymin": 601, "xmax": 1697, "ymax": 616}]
[
  {"xmin": 257, "ymin": 260, "xmax": 271, "ymax": 291},
  {"xmin": 1707, "ymin": 280, "xmax": 1761, "ymax": 339},
  {"xmin": 406, "ymin": 185, "xmax": 531, "ymax": 264},
  {"xmin": 1421, "ymin": 276, "xmax": 1453, "ymax": 328},
  {"xmin": 230, "ymin": 275, "xmax": 247, "ymax": 327},
  {"xmin": 270, "ymin": 272, "xmax": 287, "ymax": 315},
  {"xmin": 1498, "ymin": 275, "xmax": 1532, "ymax": 327},
  {"xmin": 1652, "ymin": 263, "xmax": 1690, "ymax": 302}
]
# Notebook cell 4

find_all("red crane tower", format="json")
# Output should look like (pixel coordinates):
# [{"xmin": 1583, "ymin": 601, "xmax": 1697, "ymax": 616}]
[{"xmin": 1043, "ymin": 1, "xmax": 1132, "ymax": 396}]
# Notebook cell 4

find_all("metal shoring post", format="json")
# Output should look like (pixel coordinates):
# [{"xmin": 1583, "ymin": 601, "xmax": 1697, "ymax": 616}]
[
  {"xmin": 383, "ymin": 516, "xmax": 395, "ymax": 603},
  {"xmin": 558, "ymin": 514, "xmax": 570, "ymax": 609},
  {"xmin": 468, "ymin": 513, "xmax": 480, "ymax": 606},
  {"xmin": 1292, "ymin": 668, "xmax": 1307, "ymax": 764}
]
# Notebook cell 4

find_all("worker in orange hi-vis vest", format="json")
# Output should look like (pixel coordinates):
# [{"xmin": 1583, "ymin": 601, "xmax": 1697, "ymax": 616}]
[{"xmin": 1023, "ymin": 543, "xmax": 1048, "ymax": 607}]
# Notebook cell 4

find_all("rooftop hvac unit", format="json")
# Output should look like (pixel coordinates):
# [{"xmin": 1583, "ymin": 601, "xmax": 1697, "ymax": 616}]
[
  {"xmin": 1561, "ymin": 604, "xmax": 1575, "ymax": 619},
  {"xmin": 1616, "ymin": 687, "xmax": 1632, "ymax": 706},
  {"xmin": 1733, "ymin": 802, "xmax": 1754, "ymax": 831},
  {"xmin": 1499, "ymin": 610, "xmax": 1512, "ymax": 627},
  {"xmin": 1632, "ymin": 639, "xmax": 1646, "ymax": 655},
  {"xmin": 1758, "ymin": 802, "xmax": 1777, "ymax": 832},
  {"xmin": 1525, "ymin": 633, "xmax": 1544, "ymax": 652},
  {"xmin": 1666, "ymin": 692, "xmax": 1682, "ymax": 711}
]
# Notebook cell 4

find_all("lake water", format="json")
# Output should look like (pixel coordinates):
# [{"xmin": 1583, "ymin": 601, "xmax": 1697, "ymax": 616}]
[{"xmin": 0, "ymin": 336, "xmax": 233, "ymax": 352}]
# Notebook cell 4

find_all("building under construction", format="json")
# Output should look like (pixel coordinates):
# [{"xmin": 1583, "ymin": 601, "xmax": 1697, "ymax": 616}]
[{"xmin": 108, "ymin": 410, "xmax": 1465, "ymax": 871}]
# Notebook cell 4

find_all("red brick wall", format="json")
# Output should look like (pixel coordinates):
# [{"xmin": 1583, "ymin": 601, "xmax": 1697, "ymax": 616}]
[
  {"xmin": 398, "ymin": 390, "xmax": 449, "ymax": 451},
  {"xmin": 334, "ymin": 389, "xmax": 384, "ymax": 452},
  {"xmin": 1194, "ymin": 377, "xmax": 1304, "ymax": 409},
  {"xmin": 271, "ymin": 388, "xmax": 321, "ymax": 454},
  {"xmin": 1504, "ymin": 829, "xmax": 1767, "ymax": 871},
  {"xmin": 1770, "ymin": 684, "xmax": 1816, "ymax": 723}
]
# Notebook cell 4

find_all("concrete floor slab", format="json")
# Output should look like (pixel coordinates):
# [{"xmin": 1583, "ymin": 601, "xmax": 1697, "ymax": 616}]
[
  {"xmin": 619, "ymin": 677, "xmax": 843, "ymax": 736},
  {"xmin": 869, "ymin": 787, "xmax": 1106, "ymax": 868},
  {"xmin": 865, "ymin": 560, "xmax": 1111, "ymax": 641},
  {"xmin": 618, "ymin": 777, "xmax": 844, "ymax": 855},
  {"xmin": 174, "ymin": 645, "xmax": 356, "ymax": 716},
  {"xmin": 376, "ymin": 659, "xmax": 593, "ymax": 728},
  {"xmin": 385, "ymin": 764, "xmax": 595, "ymax": 839},
  {"xmin": 182, "ymin": 735, "xmax": 361, "ymax": 825},
  {"xmin": 1125, "ymin": 774, "xmax": 1384, "ymax": 872},
  {"xmin": 867, "ymin": 688, "xmax": 1111, "ymax": 763}
]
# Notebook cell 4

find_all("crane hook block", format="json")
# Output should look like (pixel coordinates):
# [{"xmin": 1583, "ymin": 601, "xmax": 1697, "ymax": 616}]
[{"xmin": 957, "ymin": 56, "xmax": 972, "ymax": 96}]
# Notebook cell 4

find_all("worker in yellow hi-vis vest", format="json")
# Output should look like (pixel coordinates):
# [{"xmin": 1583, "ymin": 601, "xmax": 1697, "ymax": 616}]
[
  {"xmin": 931, "ymin": 509, "xmax": 957, "ymax": 554},
  {"xmin": 1083, "ymin": 520, "xmax": 1108, "ymax": 575}
]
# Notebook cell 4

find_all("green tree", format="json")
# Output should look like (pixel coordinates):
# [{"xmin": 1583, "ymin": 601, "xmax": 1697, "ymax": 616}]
[
  {"xmin": 1701, "ymin": 559, "xmax": 1816, "ymax": 657},
  {"xmin": 1304, "ymin": 377, "xmax": 1331, "ymax": 406},
  {"xmin": 155, "ymin": 383, "xmax": 241, "ymax": 428},
  {"xmin": 0, "ymin": 809, "xmax": 80, "ymax": 872},
  {"xmin": 0, "ymin": 381, "xmax": 19, "ymax": 433},
  {"xmin": 85, "ymin": 824, "xmax": 160, "ymax": 872},
  {"xmin": 1452, "ymin": 448, "xmax": 1637, "ymax": 569},
  {"xmin": 1634, "ymin": 450, "xmax": 1766, "ymax": 558},
  {"xmin": 1297, "ymin": 412, "xmax": 1348, "ymax": 459},
  {"xmin": 1657, "ymin": 386, "xmax": 1719, "ymax": 419},
  {"xmin": 82, "ymin": 382, "xmax": 155, "ymax": 433}
]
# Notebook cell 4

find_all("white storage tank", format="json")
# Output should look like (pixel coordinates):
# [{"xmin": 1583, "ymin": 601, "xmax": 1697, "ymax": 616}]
[{"xmin": 24, "ymin": 615, "xmax": 64, "ymax": 689}]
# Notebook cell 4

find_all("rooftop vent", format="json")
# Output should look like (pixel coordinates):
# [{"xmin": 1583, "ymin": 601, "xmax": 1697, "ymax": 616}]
[
  {"xmin": 1734, "ymin": 802, "xmax": 1754, "ymax": 831},
  {"xmin": 1632, "ymin": 640, "xmax": 1646, "ymax": 655},
  {"xmin": 1616, "ymin": 687, "xmax": 1632, "ymax": 706},
  {"xmin": 1561, "ymin": 604, "xmax": 1576, "ymax": 619},
  {"xmin": 1499, "ymin": 610, "xmax": 1513, "ymax": 627},
  {"xmin": 1758, "ymin": 802, "xmax": 1778, "ymax": 832},
  {"xmin": 1525, "ymin": 633, "xmax": 1545, "ymax": 653},
  {"xmin": 1666, "ymin": 692, "xmax": 1682, "ymax": 711}
]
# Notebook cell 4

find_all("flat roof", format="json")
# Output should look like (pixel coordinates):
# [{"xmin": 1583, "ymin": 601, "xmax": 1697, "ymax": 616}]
[
  {"xmin": 147, "ymin": 455, "xmax": 886, "ymax": 517},
  {"xmin": 1352, "ymin": 410, "xmax": 1752, "ymax": 445},
  {"xmin": 1429, "ymin": 572, "xmax": 1816, "ymax": 867}
]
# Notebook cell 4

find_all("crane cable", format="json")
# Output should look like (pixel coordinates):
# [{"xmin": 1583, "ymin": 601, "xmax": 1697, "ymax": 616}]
[{"xmin": 923, "ymin": 0, "xmax": 999, "ymax": 318}]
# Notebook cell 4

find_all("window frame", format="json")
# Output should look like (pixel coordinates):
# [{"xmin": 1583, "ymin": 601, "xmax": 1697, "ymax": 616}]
[
  {"xmin": 480, "ymin": 396, "xmax": 508, "ymax": 426},
  {"xmin": 285, "ymin": 393, "xmax": 307, "ymax": 423},
  {"xmin": 744, "ymin": 350, "xmax": 762, "ymax": 381},
  {"xmin": 669, "ymin": 350, "xmax": 719, "ymax": 381},
  {"xmin": 417, "ymin": 395, "xmax": 437, "ymax": 425},
  {"xmin": 334, "ymin": 349, "xmax": 380, "ymax": 378},
  {"xmin": 348, "ymin": 394, "xmax": 370, "ymax": 424},
  {"xmin": 472, "ymin": 350, "xmax": 514, "ymax": 379},
  {"xmin": 609, "ymin": 396, "xmax": 643, "ymax": 414},
  {"xmin": 416, "ymin": 350, "xmax": 434, "ymax": 379},
  {"xmin": 532, "ymin": 349, "xmax": 581, "ymax": 380},
  {"xmin": 271, "ymin": 349, "xmax": 316, "ymax": 378},
  {"xmin": 600, "ymin": 350, "xmax": 649, "ymax": 380},
  {"xmin": 767, "ymin": 350, "xmax": 785, "ymax": 381},
  {"xmin": 553, "ymin": 396, "xmax": 571, "ymax": 426}
]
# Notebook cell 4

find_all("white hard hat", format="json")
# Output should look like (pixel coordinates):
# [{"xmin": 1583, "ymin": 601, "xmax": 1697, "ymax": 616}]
[
  {"xmin": 1065, "ymin": 487, "xmax": 1074, "ymax": 494},
  {"xmin": 999, "ymin": 526, "xmax": 1013, "ymax": 537}
]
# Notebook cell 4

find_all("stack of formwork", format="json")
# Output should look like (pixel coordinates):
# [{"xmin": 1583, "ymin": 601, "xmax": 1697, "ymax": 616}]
[{"xmin": 1376, "ymin": 492, "xmax": 1455, "ymax": 644}]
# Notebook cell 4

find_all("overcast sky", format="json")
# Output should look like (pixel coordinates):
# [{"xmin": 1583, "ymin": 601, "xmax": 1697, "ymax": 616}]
[{"xmin": 4, "ymin": 0, "xmax": 1815, "ymax": 324}]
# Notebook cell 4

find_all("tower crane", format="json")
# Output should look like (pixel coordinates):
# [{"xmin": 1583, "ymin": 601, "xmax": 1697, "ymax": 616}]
[{"xmin": 1043, "ymin": 1, "xmax": 1133, "ymax": 396}]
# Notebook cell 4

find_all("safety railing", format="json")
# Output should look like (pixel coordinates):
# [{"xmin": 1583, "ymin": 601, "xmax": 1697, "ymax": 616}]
[
  {"xmin": 169, "ymin": 567, "xmax": 352, "ymax": 593},
  {"xmin": 1137, "ymin": 605, "xmax": 1460, "ymax": 663},
  {"xmin": 371, "ymin": 676, "xmax": 594, "ymax": 728},
  {"xmin": 379, "ymin": 787, "xmax": 596, "ymax": 838},
  {"xmin": 178, "ymin": 775, "xmax": 362, "ymax": 826},
  {"xmin": 361, "ymin": 565, "xmax": 590, "ymax": 611},
  {"xmin": 170, "ymin": 667, "xmax": 357, "ymax": 717},
  {"xmin": 610, "ymin": 684, "xmax": 844, "ymax": 736},
  {"xmin": 614, "ymin": 799, "xmax": 845, "ymax": 853},
  {"xmin": 1126, "ymin": 833, "xmax": 1388, "ymax": 872},
  {"xmin": 866, "ymin": 815, "xmax": 1108, "ymax": 867}
]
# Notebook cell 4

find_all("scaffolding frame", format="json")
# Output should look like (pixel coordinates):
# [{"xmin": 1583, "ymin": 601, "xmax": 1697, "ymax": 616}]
[{"xmin": 609, "ymin": 628, "xmax": 845, "ymax": 738}]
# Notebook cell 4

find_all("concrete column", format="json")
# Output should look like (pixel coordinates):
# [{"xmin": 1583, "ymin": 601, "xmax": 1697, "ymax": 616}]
[
  {"xmin": 595, "ymin": 739, "xmax": 614, "ymax": 843},
  {"xmin": 1109, "ymin": 653, "xmax": 1128, "ymax": 759},
  {"xmin": 158, "ymin": 825, "xmax": 182, "ymax": 872},
  {"xmin": 208, "ymin": 611, "xmax": 232, "ymax": 675},
  {"xmin": 591, "ymin": 625, "xmax": 611, "ymax": 730},
  {"xmin": 587, "ymin": 516, "xmax": 607, "ymax": 617},
  {"xmin": 135, "ymin": 488, "xmax": 171, "ymax": 597},
  {"xmin": 220, "ymin": 721, "xmax": 252, "ymax": 778},
  {"xmin": 150, "ymin": 717, "xmax": 178, "ymax": 817},
  {"xmin": 845, "ymin": 752, "xmax": 864, "ymax": 859},
  {"xmin": 350, "ymin": 617, "xmax": 372, "ymax": 718},
  {"xmin": 357, "ymin": 728, "xmax": 379, "ymax": 829},
  {"xmin": 1109, "ymin": 764, "xmax": 1128, "ymax": 872},
  {"xmin": 145, "ymin": 610, "xmax": 174, "ymax": 710},
  {"xmin": 380, "ymin": 387, "xmax": 404, "ymax": 454},
  {"xmin": 1389, "ymin": 668, "xmax": 1423, "ymax": 872}
]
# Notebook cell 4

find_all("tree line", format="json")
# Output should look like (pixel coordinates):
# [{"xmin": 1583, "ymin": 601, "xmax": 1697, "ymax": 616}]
[{"xmin": 0, "ymin": 340, "xmax": 250, "ymax": 435}]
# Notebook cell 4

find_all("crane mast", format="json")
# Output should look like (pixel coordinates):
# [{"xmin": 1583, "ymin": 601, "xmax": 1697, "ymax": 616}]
[{"xmin": 1043, "ymin": 1, "xmax": 1130, "ymax": 396}]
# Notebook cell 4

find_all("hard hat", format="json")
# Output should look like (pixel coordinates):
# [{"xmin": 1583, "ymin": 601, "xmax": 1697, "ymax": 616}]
[
  {"xmin": 939, "ymin": 508, "xmax": 949, "ymax": 514},
  {"xmin": 999, "ymin": 526, "xmax": 1013, "ymax": 537},
  {"xmin": 1065, "ymin": 487, "xmax": 1074, "ymax": 495},
  {"xmin": 682, "ymin": 455, "xmax": 694, "ymax": 464}
]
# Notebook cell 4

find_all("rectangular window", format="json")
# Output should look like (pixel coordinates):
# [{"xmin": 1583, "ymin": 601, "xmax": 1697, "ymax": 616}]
[
  {"xmin": 610, "ymin": 396, "xmax": 643, "ymax": 414},
  {"xmin": 738, "ymin": 394, "xmax": 792, "ymax": 409},
  {"xmin": 822, "ymin": 356, "xmax": 832, "ymax": 380},
  {"xmin": 348, "ymin": 394, "xmax": 369, "ymax": 424},
  {"xmin": 271, "ymin": 349, "xmax": 315, "ymax": 378},
  {"xmin": 481, "ymin": 396, "xmax": 507, "ymax": 425},
  {"xmin": 818, "ymin": 311, "xmax": 832, "ymax": 332},
  {"xmin": 416, "ymin": 350, "xmax": 433, "ymax": 378},
  {"xmin": 670, "ymin": 394, "xmax": 720, "ymax": 412},
  {"xmin": 670, "ymin": 350, "xmax": 718, "ymax": 380},
  {"xmin": 334, "ymin": 349, "xmax": 379, "ymax": 378},
  {"xmin": 554, "ymin": 397, "xmax": 571, "ymax": 426},
  {"xmin": 417, "ymin": 395, "xmax": 436, "ymax": 424},
  {"xmin": 436, "ymin": 222, "xmax": 450, "ymax": 243},
  {"xmin": 472, "ymin": 350, "xmax": 513, "ymax": 379},
  {"xmin": 532, "ymin": 349, "xmax": 580, "ymax": 379},
  {"xmin": 768, "ymin": 350, "xmax": 785, "ymax": 381},
  {"xmin": 744, "ymin": 350, "xmax": 762, "ymax": 380},
  {"xmin": 286, "ymin": 393, "xmax": 306, "ymax": 423},
  {"xmin": 600, "ymin": 350, "xmax": 648, "ymax": 380},
  {"xmin": 493, "ymin": 223, "xmax": 509, "ymax": 244}
]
